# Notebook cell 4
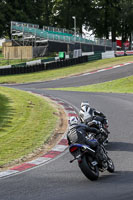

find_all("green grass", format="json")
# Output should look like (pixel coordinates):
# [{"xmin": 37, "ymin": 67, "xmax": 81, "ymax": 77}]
[
  {"xmin": 51, "ymin": 75, "xmax": 133, "ymax": 94},
  {"xmin": 0, "ymin": 56, "xmax": 133, "ymax": 84},
  {"xmin": 0, "ymin": 52, "xmax": 3, "ymax": 58},
  {"xmin": 0, "ymin": 58, "xmax": 28, "ymax": 66},
  {"xmin": 0, "ymin": 87, "xmax": 59, "ymax": 167}
]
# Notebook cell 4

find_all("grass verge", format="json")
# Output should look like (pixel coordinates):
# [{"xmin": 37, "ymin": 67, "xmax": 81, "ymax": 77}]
[
  {"xmin": 51, "ymin": 75, "xmax": 133, "ymax": 94},
  {"xmin": 0, "ymin": 56, "xmax": 133, "ymax": 84},
  {"xmin": 0, "ymin": 87, "xmax": 59, "ymax": 167}
]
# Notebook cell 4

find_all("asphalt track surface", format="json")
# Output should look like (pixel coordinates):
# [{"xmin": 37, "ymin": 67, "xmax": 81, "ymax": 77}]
[
  {"xmin": 1, "ymin": 63, "xmax": 133, "ymax": 200},
  {"xmin": 11, "ymin": 62, "xmax": 133, "ymax": 89}
]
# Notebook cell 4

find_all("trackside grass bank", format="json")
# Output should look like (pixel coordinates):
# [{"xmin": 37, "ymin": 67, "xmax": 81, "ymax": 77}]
[
  {"xmin": 0, "ymin": 87, "xmax": 59, "ymax": 167},
  {"xmin": 0, "ymin": 56, "xmax": 133, "ymax": 84},
  {"xmin": 51, "ymin": 75, "xmax": 133, "ymax": 94}
]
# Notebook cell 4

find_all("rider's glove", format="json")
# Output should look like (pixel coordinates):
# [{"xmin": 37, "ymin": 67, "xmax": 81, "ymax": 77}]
[{"xmin": 100, "ymin": 128, "xmax": 105, "ymax": 133}]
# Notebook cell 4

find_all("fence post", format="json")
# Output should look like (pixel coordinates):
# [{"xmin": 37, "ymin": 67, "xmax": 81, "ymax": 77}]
[
  {"xmin": 21, "ymin": 49, "xmax": 22, "ymax": 61},
  {"xmin": 8, "ymin": 52, "xmax": 9, "ymax": 65}
]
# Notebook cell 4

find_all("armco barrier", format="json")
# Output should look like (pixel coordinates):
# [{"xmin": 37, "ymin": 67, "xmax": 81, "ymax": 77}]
[
  {"xmin": 41, "ymin": 57, "xmax": 55, "ymax": 63},
  {"xmin": 88, "ymin": 52, "xmax": 102, "ymax": 61},
  {"xmin": 115, "ymin": 51, "xmax": 125, "ymax": 57},
  {"xmin": 115, "ymin": 51, "xmax": 133, "ymax": 57},
  {"xmin": 26, "ymin": 60, "xmax": 41, "ymax": 66},
  {"xmin": 12, "ymin": 63, "xmax": 26, "ymax": 68},
  {"xmin": 125, "ymin": 51, "xmax": 133, "ymax": 56},
  {"xmin": 102, "ymin": 51, "xmax": 115, "ymax": 59},
  {"xmin": 0, "ymin": 56, "xmax": 88, "ymax": 76}
]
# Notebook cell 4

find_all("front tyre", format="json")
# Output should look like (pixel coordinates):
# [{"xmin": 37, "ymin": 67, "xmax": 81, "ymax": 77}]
[
  {"xmin": 107, "ymin": 157, "xmax": 115, "ymax": 173},
  {"xmin": 78, "ymin": 155, "xmax": 99, "ymax": 181}
]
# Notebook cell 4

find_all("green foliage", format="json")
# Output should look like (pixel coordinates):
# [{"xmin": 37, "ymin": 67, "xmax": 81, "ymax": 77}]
[{"xmin": 0, "ymin": 0, "xmax": 133, "ymax": 42}]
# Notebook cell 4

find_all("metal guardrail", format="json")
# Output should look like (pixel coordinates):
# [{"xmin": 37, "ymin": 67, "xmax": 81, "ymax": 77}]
[{"xmin": 11, "ymin": 21, "xmax": 39, "ymax": 29}]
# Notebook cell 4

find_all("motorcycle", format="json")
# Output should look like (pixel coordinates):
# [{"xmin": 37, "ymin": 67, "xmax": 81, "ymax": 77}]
[
  {"xmin": 80, "ymin": 111, "xmax": 110, "ymax": 146},
  {"xmin": 69, "ymin": 141, "xmax": 115, "ymax": 181},
  {"xmin": 87, "ymin": 116, "xmax": 110, "ymax": 145}
]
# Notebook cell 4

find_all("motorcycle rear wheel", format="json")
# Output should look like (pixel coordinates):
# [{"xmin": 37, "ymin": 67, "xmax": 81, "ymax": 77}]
[{"xmin": 78, "ymin": 155, "xmax": 99, "ymax": 181}]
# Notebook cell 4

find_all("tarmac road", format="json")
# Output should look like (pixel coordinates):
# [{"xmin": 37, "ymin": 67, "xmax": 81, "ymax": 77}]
[
  {"xmin": 0, "ymin": 63, "xmax": 133, "ymax": 200},
  {"xmin": 9, "ymin": 62, "xmax": 133, "ymax": 89}
]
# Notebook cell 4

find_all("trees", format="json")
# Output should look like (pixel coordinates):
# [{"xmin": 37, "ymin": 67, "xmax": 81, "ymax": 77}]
[
  {"xmin": 0, "ymin": 1, "xmax": 6, "ymax": 37},
  {"xmin": 0, "ymin": 0, "xmax": 133, "ymax": 45},
  {"xmin": 36, "ymin": 0, "xmax": 54, "ymax": 27},
  {"xmin": 86, "ymin": 0, "xmax": 121, "ymax": 42},
  {"xmin": 0, "ymin": 0, "xmax": 36, "ymax": 37},
  {"xmin": 52, "ymin": 0, "xmax": 74, "ymax": 30},
  {"xmin": 83, "ymin": 0, "xmax": 133, "ymax": 44},
  {"xmin": 119, "ymin": 0, "xmax": 133, "ymax": 45}
]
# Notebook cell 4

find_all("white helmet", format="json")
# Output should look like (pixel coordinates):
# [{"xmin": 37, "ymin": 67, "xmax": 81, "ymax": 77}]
[
  {"xmin": 81, "ymin": 101, "xmax": 90, "ymax": 109},
  {"xmin": 69, "ymin": 116, "xmax": 79, "ymax": 126},
  {"xmin": 79, "ymin": 103, "xmax": 92, "ymax": 123}
]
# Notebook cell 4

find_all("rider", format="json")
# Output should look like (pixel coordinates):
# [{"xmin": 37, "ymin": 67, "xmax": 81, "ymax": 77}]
[
  {"xmin": 79, "ymin": 101, "xmax": 106, "ymax": 126},
  {"xmin": 67, "ymin": 116, "xmax": 106, "ymax": 162},
  {"xmin": 79, "ymin": 101, "xmax": 109, "ymax": 141}
]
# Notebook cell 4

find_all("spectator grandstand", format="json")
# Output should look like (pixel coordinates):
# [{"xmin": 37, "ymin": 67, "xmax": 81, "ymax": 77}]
[
  {"xmin": 11, "ymin": 21, "xmax": 112, "ymax": 45},
  {"xmin": 10, "ymin": 21, "xmax": 112, "ymax": 55}
]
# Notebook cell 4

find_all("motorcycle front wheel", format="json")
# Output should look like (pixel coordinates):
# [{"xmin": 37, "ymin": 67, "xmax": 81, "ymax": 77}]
[
  {"xmin": 78, "ymin": 155, "xmax": 99, "ymax": 181},
  {"xmin": 107, "ymin": 157, "xmax": 115, "ymax": 173}
]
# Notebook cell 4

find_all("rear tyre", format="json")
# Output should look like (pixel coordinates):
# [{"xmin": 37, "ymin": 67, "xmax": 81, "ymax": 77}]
[
  {"xmin": 78, "ymin": 155, "xmax": 99, "ymax": 181},
  {"xmin": 107, "ymin": 157, "xmax": 115, "ymax": 173}
]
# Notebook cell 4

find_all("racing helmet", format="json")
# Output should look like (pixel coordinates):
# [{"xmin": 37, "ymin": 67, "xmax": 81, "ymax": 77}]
[
  {"xmin": 79, "ymin": 102, "xmax": 92, "ymax": 123},
  {"xmin": 80, "ymin": 101, "xmax": 90, "ymax": 109},
  {"xmin": 69, "ymin": 116, "xmax": 79, "ymax": 126}
]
